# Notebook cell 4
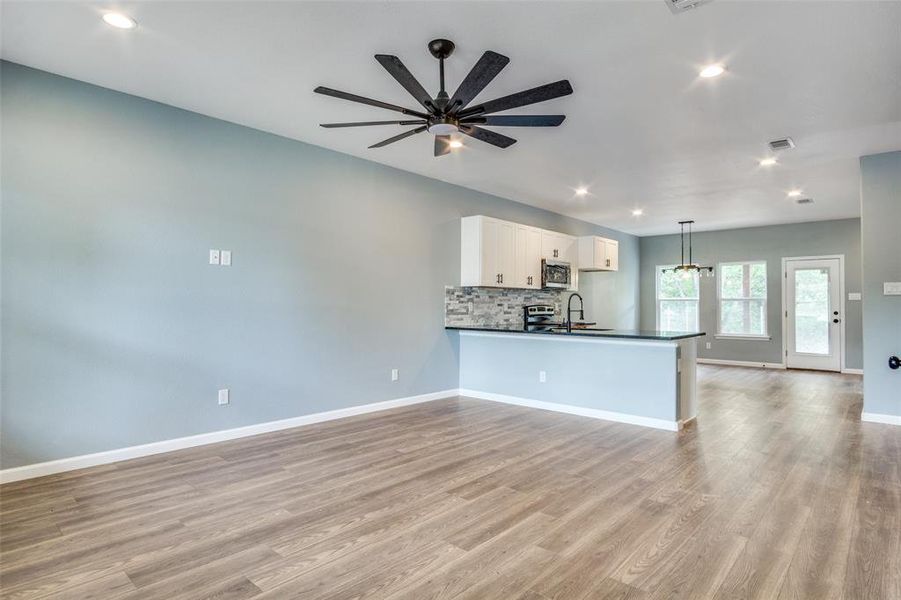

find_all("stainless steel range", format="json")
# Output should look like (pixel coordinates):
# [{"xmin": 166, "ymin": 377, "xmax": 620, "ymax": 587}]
[{"xmin": 523, "ymin": 304, "xmax": 557, "ymax": 332}]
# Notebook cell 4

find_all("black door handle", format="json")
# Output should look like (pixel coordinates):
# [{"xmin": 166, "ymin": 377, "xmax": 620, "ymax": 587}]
[
  {"xmin": 833, "ymin": 318, "xmax": 840, "ymax": 323},
  {"xmin": 889, "ymin": 356, "xmax": 900, "ymax": 370}
]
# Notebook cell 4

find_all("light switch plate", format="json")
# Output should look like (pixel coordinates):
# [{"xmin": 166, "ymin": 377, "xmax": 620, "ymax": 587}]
[
  {"xmin": 209, "ymin": 249, "xmax": 220, "ymax": 265},
  {"xmin": 848, "ymin": 292, "xmax": 862, "ymax": 301},
  {"xmin": 218, "ymin": 389, "xmax": 229, "ymax": 405},
  {"xmin": 884, "ymin": 282, "xmax": 901, "ymax": 296},
  {"xmin": 220, "ymin": 250, "xmax": 232, "ymax": 266},
  {"xmin": 539, "ymin": 370, "xmax": 547, "ymax": 383}
]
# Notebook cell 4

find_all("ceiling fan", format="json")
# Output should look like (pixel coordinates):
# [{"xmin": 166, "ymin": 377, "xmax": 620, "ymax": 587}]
[{"xmin": 314, "ymin": 39, "xmax": 573, "ymax": 156}]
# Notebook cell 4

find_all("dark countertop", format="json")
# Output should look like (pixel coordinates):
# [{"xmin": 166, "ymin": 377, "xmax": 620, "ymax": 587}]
[{"xmin": 445, "ymin": 325, "xmax": 706, "ymax": 341}]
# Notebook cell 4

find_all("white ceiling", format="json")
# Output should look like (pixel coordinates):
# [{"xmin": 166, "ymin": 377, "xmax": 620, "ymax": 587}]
[{"xmin": 3, "ymin": 1, "xmax": 900, "ymax": 236}]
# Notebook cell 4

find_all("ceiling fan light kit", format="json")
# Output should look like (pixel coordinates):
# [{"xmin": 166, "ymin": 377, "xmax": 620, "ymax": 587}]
[{"xmin": 315, "ymin": 38, "xmax": 573, "ymax": 156}]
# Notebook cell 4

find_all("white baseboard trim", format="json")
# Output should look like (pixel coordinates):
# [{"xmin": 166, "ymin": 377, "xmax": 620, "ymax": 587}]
[
  {"xmin": 841, "ymin": 368, "xmax": 864, "ymax": 375},
  {"xmin": 861, "ymin": 412, "xmax": 901, "ymax": 426},
  {"xmin": 0, "ymin": 389, "xmax": 459, "ymax": 484},
  {"xmin": 697, "ymin": 358, "xmax": 786, "ymax": 369},
  {"xmin": 458, "ymin": 388, "xmax": 680, "ymax": 432}
]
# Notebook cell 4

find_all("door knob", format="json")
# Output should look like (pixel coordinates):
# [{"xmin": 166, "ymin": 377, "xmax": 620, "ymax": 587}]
[{"xmin": 889, "ymin": 356, "xmax": 900, "ymax": 370}]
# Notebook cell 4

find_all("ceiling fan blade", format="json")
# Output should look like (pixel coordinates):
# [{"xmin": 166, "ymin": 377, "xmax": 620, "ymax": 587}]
[
  {"xmin": 368, "ymin": 125, "xmax": 428, "ymax": 149},
  {"xmin": 458, "ymin": 80, "xmax": 573, "ymax": 118},
  {"xmin": 434, "ymin": 135, "xmax": 451, "ymax": 157},
  {"xmin": 448, "ymin": 51, "xmax": 510, "ymax": 113},
  {"xmin": 459, "ymin": 125, "xmax": 516, "ymax": 149},
  {"xmin": 461, "ymin": 115, "xmax": 566, "ymax": 127},
  {"xmin": 375, "ymin": 55, "xmax": 435, "ymax": 112},
  {"xmin": 320, "ymin": 120, "xmax": 426, "ymax": 128},
  {"xmin": 314, "ymin": 86, "xmax": 430, "ymax": 119}
]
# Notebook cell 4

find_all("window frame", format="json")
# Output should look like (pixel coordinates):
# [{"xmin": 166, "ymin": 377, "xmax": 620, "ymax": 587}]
[
  {"xmin": 716, "ymin": 260, "xmax": 770, "ymax": 340},
  {"xmin": 655, "ymin": 265, "xmax": 700, "ymax": 332}
]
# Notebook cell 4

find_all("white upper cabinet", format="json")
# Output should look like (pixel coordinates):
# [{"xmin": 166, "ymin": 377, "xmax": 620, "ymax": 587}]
[
  {"xmin": 461, "ymin": 216, "xmax": 516, "ymax": 287},
  {"xmin": 514, "ymin": 224, "xmax": 543, "ymax": 289},
  {"xmin": 578, "ymin": 236, "xmax": 619, "ymax": 271},
  {"xmin": 462, "ymin": 216, "xmax": 589, "ymax": 289},
  {"xmin": 541, "ymin": 231, "xmax": 576, "ymax": 264}
]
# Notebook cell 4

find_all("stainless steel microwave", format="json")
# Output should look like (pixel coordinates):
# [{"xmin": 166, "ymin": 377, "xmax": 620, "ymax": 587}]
[{"xmin": 541, "ymin": 259, "xmax": 572, "ymax": 289}]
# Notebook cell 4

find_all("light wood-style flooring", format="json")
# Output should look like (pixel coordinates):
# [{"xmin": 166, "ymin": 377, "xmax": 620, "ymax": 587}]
[{"xmin": 1, "ymin": 366, "xmax": 899, "ymax": 599}]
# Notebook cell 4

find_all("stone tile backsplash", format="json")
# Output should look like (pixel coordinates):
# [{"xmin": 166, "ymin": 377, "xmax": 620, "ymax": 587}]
[{"xmin": 444, "ymin": 286, "xmax": 565, "ymax": 328}]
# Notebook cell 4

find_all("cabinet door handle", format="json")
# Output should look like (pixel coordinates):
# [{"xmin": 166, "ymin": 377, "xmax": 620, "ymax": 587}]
[
  {"xmin": 606, "ymin": 258, "xmax": 611, "ymax": 267},
  {"xmin": 496, "ymin": 274, "xmax": 500, "ymax": 284},
  {"xmin": 500, "ymin": 273, "xmax": 504, "ymax": 284}
]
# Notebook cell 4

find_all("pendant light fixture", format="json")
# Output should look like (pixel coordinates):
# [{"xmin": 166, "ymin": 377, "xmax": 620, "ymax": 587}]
[{"xmin": 665, "ymin": 220, "xmax": 714, "ymax": 277}]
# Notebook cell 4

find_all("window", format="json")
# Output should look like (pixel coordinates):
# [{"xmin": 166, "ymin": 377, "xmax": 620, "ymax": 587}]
[
  {"xmin": 656, "ymin": 266, "xmax": 699, "ymax": 332},
  {"xmin": 718, "ymin": 261, "xmax": 768, "ymax": 337}
]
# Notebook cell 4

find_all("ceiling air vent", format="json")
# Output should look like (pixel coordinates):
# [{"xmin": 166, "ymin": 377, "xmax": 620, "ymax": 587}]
[
  {"xmin": 796, "ymin": 197, "xmax": 814, "ymax": 205},
  {"xmin": 665, "ymin": 0, "xmax": 715, "ymax": 15},
  {"xmin": 768, "ymin": 137, "xmax": 796, "ymax": 151}
]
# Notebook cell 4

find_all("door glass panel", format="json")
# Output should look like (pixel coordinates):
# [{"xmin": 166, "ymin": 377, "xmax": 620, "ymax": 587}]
[{"xmin": 794, "ymin": 268, "xmax": 830, "ymax": 354}]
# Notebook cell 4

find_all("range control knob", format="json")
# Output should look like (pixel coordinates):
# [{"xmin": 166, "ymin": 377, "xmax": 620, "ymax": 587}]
[{"xmin": 889, "ymin": 356, "xmax": 901, "ymax": 370}]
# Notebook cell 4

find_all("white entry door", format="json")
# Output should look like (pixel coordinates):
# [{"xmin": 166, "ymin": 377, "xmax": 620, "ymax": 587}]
[{"xmin": 785, "ymin": 258, "xmax": 842, "ymax": 371}]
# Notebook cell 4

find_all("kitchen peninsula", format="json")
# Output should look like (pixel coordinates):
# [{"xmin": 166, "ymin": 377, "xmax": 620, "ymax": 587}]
[
  {"xmin": 449, "ymin": 214, "xmax": 705, "ymax": 431},
  {"xmin": 448, "ymin": 325, "xmax": 704, "ymax": 431}
]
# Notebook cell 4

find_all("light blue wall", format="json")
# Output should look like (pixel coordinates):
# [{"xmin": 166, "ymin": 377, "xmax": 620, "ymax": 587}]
[
  {"xmin": 458, "ymin": 333, "xmax": 679, "ymax": 422},
  {"xmin": 639, "ymin": 219, "xmax": 863, "ymax": 368},
  {"xmin": 859, "ymin": 151, "xmax": 901, "ymax": 418},
  {"xmin": 0, "ymin": 61, "xmax": 639, "ymax": 468}
]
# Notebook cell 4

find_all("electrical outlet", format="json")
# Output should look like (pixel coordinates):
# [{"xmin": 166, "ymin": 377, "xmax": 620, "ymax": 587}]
[
  {"xmin": 539, "ymin": 370, "xmax": 547, "ymax": 383},
  {"xmin": 220, "ymin": 250, "xmax": 231, "ymax": 266},
  {"xmin": 391, "ymin": 368, "xmax": 399, "ymax": 382},
  {"xmin": 706, "ymin": 342, "xmax": 712, "ymax": 350},
  {"xmin": 209, "ymin": 249, "xmax": 220, "ymax": 265},
  {"xmin": 218, "ymin": 389, "xmax": 229, "ymax": 405}
]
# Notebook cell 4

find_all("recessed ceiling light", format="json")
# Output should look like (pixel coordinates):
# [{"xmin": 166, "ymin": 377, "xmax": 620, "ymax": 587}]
[
  {"xmin": 699, "ymin": 64, "xmax": 725, "ymax": 78},
  {"xmin": 102, "ymin": 12, "xmax": 137, "ymax": 29},
  {"xmin": 787, "ymin": 189, "xmax": 803, "ymax": 197},
  {"xmin": 575, "ymin": 187, "xmax": 588, "ymax": 196},
  {"xmin": 759, "ymin": 158, "xmax": 777, "ymax": 167},
  {"xmin": 632, "ymin": 209, "xmax": 644, "ymax": 216},
  {"xmin": 449, "ymin": 140, "xmax": 463, "ymax": 149}
]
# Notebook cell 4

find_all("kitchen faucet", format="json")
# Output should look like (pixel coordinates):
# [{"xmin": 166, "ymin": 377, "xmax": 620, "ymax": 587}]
[{"xmin": 566, "ymin": 293, "xmax": 584, "ymax": 333}]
